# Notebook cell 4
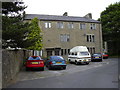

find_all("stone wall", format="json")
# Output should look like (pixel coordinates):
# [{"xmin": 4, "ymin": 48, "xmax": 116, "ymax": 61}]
[{"xmin": 2, "ymin": 49, "xmax": 33, "ymax": 88}]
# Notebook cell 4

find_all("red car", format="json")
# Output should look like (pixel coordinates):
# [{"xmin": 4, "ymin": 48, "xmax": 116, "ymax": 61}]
[
  {"xmin": 25, "ymin": 56, "xmax": 44, "ymax": 71},
  {"xmin": 102, "ymin": 53, "xmax": 109, "ymax": 59}
]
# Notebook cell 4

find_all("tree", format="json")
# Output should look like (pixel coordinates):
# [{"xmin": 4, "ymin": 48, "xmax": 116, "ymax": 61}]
[
  {"xmin": 100, "ymin": 2, "xmax": 120, "ymax": 55},
  {"xmin": 2, "ymin": 2, "xmax": 26, "ymax": 16},
  {"xmin": 2, "ymin": 1, "xmax": 43, "ymax": 50},
  {"xmin": 2, "ymin": 1, "xmax": 28, "ymax": 48},
  {"xmin": 27, "ymin": 18, "xmax": 43, "ymax": 50}
]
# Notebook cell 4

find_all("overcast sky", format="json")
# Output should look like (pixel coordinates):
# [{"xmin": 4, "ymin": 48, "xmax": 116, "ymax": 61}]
[{"xmin": 23, "ymin": 0, "xmax": 120, "ymax": 20}]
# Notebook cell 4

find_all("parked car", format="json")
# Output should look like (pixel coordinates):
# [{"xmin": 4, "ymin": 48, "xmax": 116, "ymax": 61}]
[
  {"xmin": 25, "ymin": 56, "xmax": 44, "ymax": 71},
  {"xmin": 102, "ymin": 53, "xmax": 109, "ymax": 59},
  {"xmin": 68, "ymin": 46, "xmax": 91, "ymax": 65},
  {"xmin": 46, "ymin": 56, "xmax": 67, "ymax": 70},
  {"xmin": 91, "ymin": 53, "xmax": 102, "ymax": 62}
]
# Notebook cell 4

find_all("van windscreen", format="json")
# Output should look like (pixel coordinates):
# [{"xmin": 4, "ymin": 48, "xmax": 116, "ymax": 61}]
[{"xmin": 80, "ymin": 52, "xmax": 89, "ymax": 55}]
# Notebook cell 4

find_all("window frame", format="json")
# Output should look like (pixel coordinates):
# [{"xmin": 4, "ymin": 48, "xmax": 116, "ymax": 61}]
[
  {"xmin": 80, "ymin": 23, "xmax": 86, "ymax": 30},
  {"xmin": 68, "ymin": 22, "xmax": 74, "ymax": 29},
  {"xmin": 90, "ymin": 23, "xmax": 96, "ymax": 30},
  {"xmin": 86, "ymin": 34, "xmax": 95, "ymax": 42},
  {"xmin": 60, "ymin": 34, "xmax": 70, "ymax": 42},
  {"xmin": 45, "ymin": 22, "xmax": 51, "ymax": 28},
  {"xmin": 57, "ymin": 22, "xmax": 64, "ymax": 29}
]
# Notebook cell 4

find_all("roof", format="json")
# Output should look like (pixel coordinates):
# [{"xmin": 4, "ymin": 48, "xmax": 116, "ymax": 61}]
[
  {"xmin": 25, "ymin": 14, "xmax": 100, "ymax": 23},
  {"xmin": 70, "ymin": 46, "xmax": 88, "ymax": 52}
]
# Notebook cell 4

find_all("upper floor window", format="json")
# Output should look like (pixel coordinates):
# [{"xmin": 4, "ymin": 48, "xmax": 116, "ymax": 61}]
[
  {"xmin": 80, "ymin": 23, "xmax": 86, "ymax": 30},
  {"xmin": 68, "ymin": 22, "xmax": 74, "ymax": 29},
  {"xmin": 90, "ymin": 24, "xmax": 96, "ymax": 30},
  {"xmin": 45, "ymin": 22, "xmax": 51, "ymax": 28},
  {"xmin": 86, "ymin": 34, "xmax": 95, "ymax": 42},
  {"xmin": 57, "ymin": 22, "xmax": 64, "ymax": 29},
  {"xmin": 60, "ymin": 34, "xmax": 70, "ymax": 42}
]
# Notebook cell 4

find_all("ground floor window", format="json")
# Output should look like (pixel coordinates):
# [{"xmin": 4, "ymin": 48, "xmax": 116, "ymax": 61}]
[
  {"xmin": 61, "ymin": 49, "xmax": 64, "ymax": 55},
  {"xmin": 55, "ymin": 50, "xmax": 60, "ymax": 55},
  {"xmin": 87, "ymin": 47, "xmax": 95, "ymax": 54},
  {"xmin": 47, "ymin": 50, "xmax": 52, "ymax": 57},
  {"xmin": 46, "ymin": 48, "xmax": 70, "ymax": 57}
]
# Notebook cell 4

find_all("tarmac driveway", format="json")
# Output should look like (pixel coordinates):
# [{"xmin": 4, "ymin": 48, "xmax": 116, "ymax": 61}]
[{"xmin": 15, "ymin": 60, "xmax": 110, "ymax": 82}]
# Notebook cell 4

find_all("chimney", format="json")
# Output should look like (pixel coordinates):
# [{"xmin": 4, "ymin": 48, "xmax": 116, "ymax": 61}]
[
  {"xmin": 84, "ymin": 13, "xmax": 92, "ymax": 19},
  {"xmin": 63, "ymin": 12, "xmax": 68, "ymax": 16}
]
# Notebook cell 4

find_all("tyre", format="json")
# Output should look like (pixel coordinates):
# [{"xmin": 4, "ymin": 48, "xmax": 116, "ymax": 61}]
[
  {"xmin": 41, "ymin": 67, "xmax": 44, "ymax": 71},
  {"xmin": 100, "ymin": 59, "xmax": 102, "ymax": 62},
  {"xmin": 26, "ymin": 67, "xmax": 29, "ymax": 71},
  {"xmin": 86, "ymin": 62, "xmax": 89, "ymax": 65},
  {"xmin": 75, "ymin": 61, "xmax": 79, "ymax": 65},
  {"xmin": 69, "ymin": 59, "xmax": 72, "ymax": 64},
  {"xmin": 48, "ymin": 65, "xmax": 52, "ymax": 70},
  {"xmin": 63, "ymin": 66, "xmax": 66, "ymax": 70}
]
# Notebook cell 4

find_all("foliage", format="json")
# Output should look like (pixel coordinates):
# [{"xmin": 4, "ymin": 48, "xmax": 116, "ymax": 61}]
[
  {"xmin": 2, "ymin": 1, "xmax": 43, "ymax": 50},
  {"xmin": 100, "ymin": 2, "xmax": 120, "ymax": 55},
  {"xmin": 2, "ymin": 16, "xmax": 31, "ymax": 48},
  {"xmin": 2, "ymin": 2, "xmax": 26, "ymax": 16},
  {"xmin": 27, "ymin": 18, "xmax": 43, "ymax": 50}
]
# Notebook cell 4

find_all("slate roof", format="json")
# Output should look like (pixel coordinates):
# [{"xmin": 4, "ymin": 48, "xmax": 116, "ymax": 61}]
[{"xmin": 25, "ymin": 14, "xmax": 100, "ymax": 23}]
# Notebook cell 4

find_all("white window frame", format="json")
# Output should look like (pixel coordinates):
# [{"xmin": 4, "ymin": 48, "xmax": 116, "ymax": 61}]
[
  {"xmin": 45, "ymin": 22, "xmax": 51, "ymax": 28},
  {"xmin": 68, "ymin": 22, "xmax": 74, "ymax": 29},
  {"xmin": 86, "ymin": 34, "xmax": 95, "ymax": 42}
]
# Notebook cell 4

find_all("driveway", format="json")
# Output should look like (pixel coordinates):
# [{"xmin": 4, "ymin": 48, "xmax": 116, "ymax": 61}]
[
  {"xmin": 15, "ymin": 59, "xmax": 110, "ymax": 82},
  {"xmin": 7, "ymin": 58, "xmax": 118, "ymax": 88}
]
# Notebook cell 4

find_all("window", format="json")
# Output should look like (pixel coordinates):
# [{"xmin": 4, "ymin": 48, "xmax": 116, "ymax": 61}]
[
  {"xmin": 45, "ymin": 22, "xmax": 51, "ymax": 28},
  {"xmin": 87, "ymin": 47, "xmax": 95, "ymax": 54},
  {"xmin": 64, "ymin": 49, "xmax": 67, "ymax": 55},
  {"xmin": 93, "ymin": 47, "xmax": 95, "ymax": 54},
  {"xmin": 57, "ymin": 22, "xmax": 64, "ymax": 29},
  {"xmin": 47, "ymin": 51, "xmax": 52, "ymax": 57},
  {"xmin": 80, "ymin": 52, "xmax": 89, "ymax": 55},
  {"xmin": 72, "ymin": 52, "xmax": 74, "ymax": 55},
  {"xmin": 92, "ymin": 35, "xmax": 95, "ymax": 42},
  {"xmin": 61, "ymin": 49, "xmax": 64, "ymax": 55},
  {"xmin": 86, "ymin": 34, "xmax": 95, "ymax": 42},
  {"xmin": 75, "ymin": 52, "xmax": 77, "ymax": 55},
  {"xmin": 28, "ymin": 56, "xmax": 41, "ymax": 60},
  {"xmin": 60, "ymin": 34, "xmax": 70, "ymax": 42},
  {"xmin": 80, "ymin": 23, "xmax": 86, "ymax": 30},
  {"xmin": 68, "ymin": 49, "xmax": 70, "ymax": 54},
  {"xmin": 55, "ymin": 50, "xmax": 59, "ymax": 55},
  {"xmin": 90, "ymin": 24, "xmax": 96, "ymax": 30},
  {"xmin": 68, "ymin": 22, "xmax": 74, "ymax": 29}
]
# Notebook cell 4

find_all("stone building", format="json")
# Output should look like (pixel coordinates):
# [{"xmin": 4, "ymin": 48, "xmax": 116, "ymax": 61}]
[{"xmin": 25, "ymin": 13, "xmax": 103, "ymax": 58}]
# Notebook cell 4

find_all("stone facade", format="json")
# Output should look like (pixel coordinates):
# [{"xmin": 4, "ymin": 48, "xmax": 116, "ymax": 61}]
[{"xmin": 25, "ymin": 13, "xmax": 103, "ymax": 58}]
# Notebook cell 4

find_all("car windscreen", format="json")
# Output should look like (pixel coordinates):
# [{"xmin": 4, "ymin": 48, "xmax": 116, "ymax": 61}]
[
  {"xmin": 93, "ymin": 54, "xmax": 101, "ymax": 56},
  {"xmin": 80, "ymin": 52, "xmax": 89, "ymax": 55},
  {"xmin": 50, "ymin": 56, "xmax": 64, "ymax": 61},
  {"xmin": 28, "ymin": 56, "xmax": 41, "ymax": 60}
]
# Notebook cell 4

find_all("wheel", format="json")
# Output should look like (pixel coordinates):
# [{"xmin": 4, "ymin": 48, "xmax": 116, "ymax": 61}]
[
  {"xmin": 41, "ymin": 67, "xmax": 44, "ymax": 71},
  {"xmin": 69, "ymin": 59, "xmax": 72, "ymax": 64},
  {"xmin": 75, "ymin": 61, "xmax": 79, "ymax": 65},
  {"xmin": 26, "ymin": 67, "xmax": 29, "ymax": 71},
  {"xmin": 63, "ymin": 66, "xmax": 66, "ymax": 70},
  {"xmin": 48, "ymin": 65, "xmax": 52, "ymax": 70},
  {"xmin": 100, "ymin": 59, "xmax": 102, "ymax": 62},
  {"xmin": 86, "ymin": 62, "xmax": 89, "ymax": 65}
]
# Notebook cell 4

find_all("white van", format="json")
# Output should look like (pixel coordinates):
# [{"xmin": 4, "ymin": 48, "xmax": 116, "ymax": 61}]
[{"xmin": 68, "ymin": 46, "xmax": 91, "ymax": 65}]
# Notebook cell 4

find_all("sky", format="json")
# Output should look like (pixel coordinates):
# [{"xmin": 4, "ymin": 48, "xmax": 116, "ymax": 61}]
[{"xmin": 23, "ymin": 0, "xmax": 120, "ymax": 20}]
